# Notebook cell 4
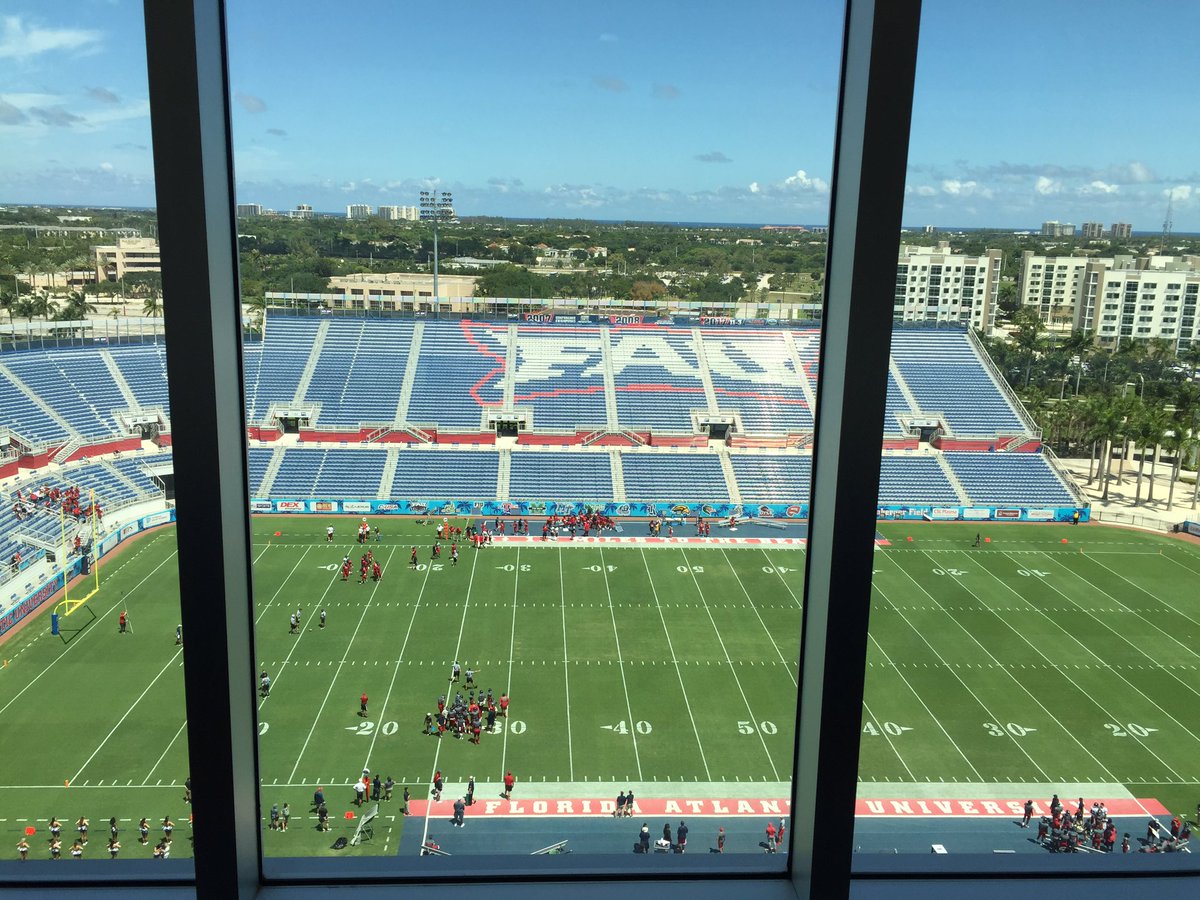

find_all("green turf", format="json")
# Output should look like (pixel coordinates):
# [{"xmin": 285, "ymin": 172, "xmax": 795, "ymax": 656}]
[{"xmin": 1, "ymin": 518, "xmax": 1199, "ymax": 860}]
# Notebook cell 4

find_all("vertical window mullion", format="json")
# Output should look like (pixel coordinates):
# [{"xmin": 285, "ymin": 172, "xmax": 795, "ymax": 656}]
[
  {"xmin": 144, "ymin": 1, "xmax": 260, "ymax": 897},
  {"xmin": 791, "ymin": 1, "xmax": 922, "ymax": 897}
]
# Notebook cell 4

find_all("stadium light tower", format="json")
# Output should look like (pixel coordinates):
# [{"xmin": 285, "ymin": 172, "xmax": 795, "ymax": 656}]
[{"xmin": 419, "ymin": 190, "xmax": 453, "ymax": 308}]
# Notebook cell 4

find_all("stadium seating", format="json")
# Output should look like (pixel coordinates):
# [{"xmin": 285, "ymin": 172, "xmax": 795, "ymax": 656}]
[
  {"xmin": 512, "ymin": 328, "xmax": 608, "ymax": 430},
  {"xmin": 303, "ymin": 319, "xmax": 414, "ymax": 425},
  {"xmin": 883, "ymin": 371, "xmax": 914, "ymax": 436},
  {"xmin": 248, "ymin": 446, "xmax": 275, "ymax": 496},
  {"xmin": 0, "ymin": 367, "xmax": 69, "ymax": 444},
  {"xmin": 109, "ymin": 343, "xmax": 170, "ymax": 411},
  {"xmin": 508, "ymin": 451, "xmax": 613, "ymax": 501},
  {"xmin": 729, "ymin": 454, "xmax": 811, "ymax": 503},
  {"xmin": 4, "ymin": 350, "xmax": 125, "ymax": 439},
  {"xmin": 390, "ymin": 450, "xmax": 499, "ymax": 499},
  {"xmin": 890, "ymin": 330, "xmax": 1024, "ymax": 436},
  {"xmin": 611, "ymin": 327, "xmax": 705, "ymax": 432},
  {"xmin": 244, "ymin": 317, "xmax": 323, "ymax": 421},
  {"xmin": 621, "ymin": 452, "xmax": 730, "ymax": 501},
  {"xmin": 406, "ymin": 321, "xmax": 506, "ymax": 429},
  {"xmin": 111, "ymin": 453, "xmax": 172, "ymax": 495},
  {"xmin": 702, "ymin": 330, "xmax": 812, "ymax": 432},
  {"xmin": 878, "ymin": 455, "xmax": 959, "ymax": 505},
  {"xmin": 269, "ymin": 447, "xmax": 387, "ymax": 498},
  {"xmin": 944, "ymin": 452, "xmax": 1076, "ymax": 506}
]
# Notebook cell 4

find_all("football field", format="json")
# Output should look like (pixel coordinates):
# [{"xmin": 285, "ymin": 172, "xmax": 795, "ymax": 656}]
[{"xmin": 1, "ymin": 517, "xmax": 1199, "ymax": 858}]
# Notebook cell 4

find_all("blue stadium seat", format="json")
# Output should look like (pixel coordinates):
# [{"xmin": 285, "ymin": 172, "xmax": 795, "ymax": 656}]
[
  {"xmin": 406, "ymin": 321, "xmax": 505, "ymax": 429},
  {"xmin": 703, "ymin": 331, "xmax": 812, "ymax": 433},
  {"xmin": 943, "ymin": 452, "xmax": 1075, "ymax": 506},
  {"xmin": 109, "ymin": 344, "xmax": 170, "ymax": 412},
  {"xmin": 390, "ymin": 450, "xmax": 499, "ymax": 499},
  {"xmin": 611, "ymin": 327, "xmax": 705, "ymax": 432},
  {"xmin": 512, "ymin": 328, "xmax": 608, "ymax": 430},
  {"xmin": 303, "ymin": 319, "xmax": 414, "ymax": 425},
  {"xmin": 729, "ymin": 455, "xmax": 811, "ymax": 503},
  {"xmin": 244, "ymin": 317, "xmax": 323, "ymax": 421},
  {"xmin": 509, "ymin": 451, "xmax": 613, "ymax": 501},
  {"xmin": 877, "ymin": 455, "xmax": 959, "ymax": 504},
  {"xmin": 621, "ymin": 453, "xmax": 730, "ymax": 501}
]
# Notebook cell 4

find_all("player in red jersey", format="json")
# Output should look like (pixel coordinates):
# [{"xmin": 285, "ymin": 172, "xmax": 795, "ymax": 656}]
[
  {"xmin": 410, "ymin": 547, "xmax": 418, "ymax": 568},
  {"xmin": 359, "ymin": 561, "xmax": 368, "ymax": 584},
  {"xmin": 372, "ymin": 561, "xmax": 382, "ymax": 581},
  {"xmin": 341, "ymin": 559, "xmax": 351, "ymax": 581}
]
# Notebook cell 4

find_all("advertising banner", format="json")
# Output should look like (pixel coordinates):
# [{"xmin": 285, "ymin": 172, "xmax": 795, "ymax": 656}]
[{"xmin": 308, "ymin": 500, "xmax": 338, "ymax": 513}]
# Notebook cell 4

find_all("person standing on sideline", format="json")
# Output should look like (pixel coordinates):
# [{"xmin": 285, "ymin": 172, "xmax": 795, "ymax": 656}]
[
  {"xmin": 289, "ymin": 613, "xmax": 298, "ymax": 634},
  {"xmin": 326, "ymin": 525, "xmax": 334, "ymax": 543},
  {"xmin": 107, "ymin": 837, "xmax": 120, "ymax": 859},
  {"xmin": 119, "ymin": 610, "xmax": 127, "ymax": 634},
  {"xmin": 717, "ymin": 826, "xmax": 725, "ymax": 853},
  {"xmin": 354, "ymin": 781, "xmax": 365, "ymax": 807},
  {"xmin": 175, "ymin": 624, "xmax": 182, "ymax": 645},
  {"xmin": 973, "ymin": 532, "xmax": 981, "ymax": 548},
  {"xmin": 1022, "ymin": 800, "xmax": 1034, "ymax": 828},
  {"xmin": 138, "ymin": 818, "xmax": 149, "ymax": 844},
  {"xmin": 269, "ymin": 803, "xmax": 279, "ymax": 830},
  {"xmin": 372, "ymin": 775, "xmax": 381, "ymax": 802},
  {"xmin": 319, "ymin": 609, "xmax": 327, "ymax": 629},
  {"xmin": 17, "ymin": 837, "xmax": 30, "ymax": 860},
  {"xmin": 453, "ymin": 797, "xmax": 466, "ymax": 827},
  {"xmin": 402, "ymin": 786, "xmax": 411, "ymax": 816},
  {"xmin": 383, "ymin": 776, "xmax": 394, "ymax": 801},
  {"xmin": 503, "ymin": 771, "xmax": 515, "ymax": 799},
  {"xmin": 777, "ymin": 817, "xmax": 786, "ymax": 850},
  {"xmin": 765, "ymin": 820, "xmax": 777, "ymax": 852},
  {"xmin": 677, "ymin": 820, "xmax": 688, "ymax": 852},
  {"xmin": 466, "ymin": 776, "xmax": 475, "ymax": 806},
  {"xmin": 639, "ymin": 823, "xmax": 650, "ymax": 853},
  {"xmin": 280, "ymin": 803, "xmax": 289, "ymax": 831},
  {"xmin": 359, "ymin": 692, "xmax": 368, "ymax": 717}
]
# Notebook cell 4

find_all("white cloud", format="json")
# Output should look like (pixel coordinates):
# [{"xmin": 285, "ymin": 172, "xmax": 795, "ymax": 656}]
[
  {"xmin": 1079, "ymin": 179, "xmax": 1118, "ymax": 195},
  {"xmin": 1125, "ymin": 161, "xmax": 1154, "ymax": 183},
  {"xmin": 1166, "ymin": 184, "xmax": 1193, "ymax": 202},
  {"xmin": 99, "ymin": 161, "xmax": 113, "ymax": 171},
  {"xmin": 235, "ymin": 92, "xmax": 267, "ymax": 114},
  {"xmin": 0, "ymin": 16, "xmax": 102, "ymax": 60},
  {"xmin": 782, "ymin": 169, "xmax": 828, "ymax": 192},
  {"xmin": 916, "ymin": 185, "xmax": 936, "ymax": 196},
  {"xmin": 748, "ymin": 181, "xmax": 760, "ymax": 193},
  {"xmin": 1035, "ymin": 175, "xmax": 1061, "ymax": 195}
]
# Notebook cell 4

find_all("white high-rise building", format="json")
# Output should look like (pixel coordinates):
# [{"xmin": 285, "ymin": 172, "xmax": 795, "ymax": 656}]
[
  {"xmin": 287, "ymin": 204, "xmax": 314, "ymax": 219},
  {"xmin": 378, "ymin": 205, "xmax": 419, "ymax": 221},
  {"xmin": 1078, "ymin": 256, "xmax": 1200, "ymax": 350},
  {"xmin": 236, "ymin": 203, "xmax": 262, "ymax": 217},
  {"xmin": 1017, "ymin": 252, "xmax": 1100, "ymax": 328},
  {"xmin": 346, "ymin": 204, "xmax": 373, "ymax": 219},
  {"xmin": 893, "ymin": 242, "xmax": 1003, "ymax": 331}
]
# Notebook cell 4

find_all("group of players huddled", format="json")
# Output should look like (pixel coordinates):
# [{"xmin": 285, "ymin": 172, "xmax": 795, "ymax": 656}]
[{"xmin": 422, "ymin": 662, "xmax": 510, "ymax": 744}]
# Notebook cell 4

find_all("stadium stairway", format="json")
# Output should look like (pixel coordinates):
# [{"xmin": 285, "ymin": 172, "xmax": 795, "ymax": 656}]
[
  {"xmin": 609, "ymin": 449, "xmax": 626, "ymax": 501},
  {"xmin": 719, "ymin": 451, "xmax": 742, "ymax": 504},
  {"xmin": 888, "ymin": 358, "xmax": 922, "ymax": 415},
  {"xmin": 781, "ymin": 330, "xmax": 818, "ymax": 410},
  {"xmin": 0, "ymin": 361, "xmax": 80, "ymax": 447},
  {"xmin": 600, "ymin": 325, "xmax": 619, "ymax": 429},
  {"xmin": 99, "ymin": 350, "xmax": 142, "ymax": 412},
  {"xmin": 258, "ymin": 446, "xmax": 286, "ymax": 496},
  {"xmin": 292, "ymin": 319, "xmax": 330, "ymax": 404},
  {"xmin": 497, "ymin": 448, "xmax": 512, "ymax": 500},
  {"xmin": 394, "ymin": 320, "xmax": 424, "ymax": 425},
  {"xmin": 934, "ymin": 453, "xmax": 971, "ymax": 504},
  {"xmin": 503, "ymin": 324, "xmax": 518, "ymax": 406},
  {"xmin": 691, "ymin": 327, "xmax": 720, "ymax": 412},
  {"xmin": 377, "ymin": 448, "xmax": 399, "ymax": 499}
]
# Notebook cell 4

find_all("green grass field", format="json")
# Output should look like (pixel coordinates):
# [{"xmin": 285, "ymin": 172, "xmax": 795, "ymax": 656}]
[{"xmin": 1, "ymin": 517, "xmax": 1198, "ymax": 860}]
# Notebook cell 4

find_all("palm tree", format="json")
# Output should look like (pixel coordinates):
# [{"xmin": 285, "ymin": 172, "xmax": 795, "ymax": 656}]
[
  {"xmin": 142, "ymin": 292, "xmax": 163, "ymax": 317},
  {"xmin": 1089, "ymin": 394, "xmax": 1131, "ymax": 502},
  {"xmin": 1011, "ymin": 307, "xmax": 1045, "ymax": 387},
  {"xmin": 1140, "ymin": 406, "xmax": 1173, "ymax": 505},
  {"xmin": 29, "ymin": 290, "xmax": 58, "ymax": 321},
  {"xmin": 57, "ymin": 290, "xmax": 97, "ymax": 321},
  {"xmin": 243, "ymin": 294, "xmax": 268, "ymax": 334}
]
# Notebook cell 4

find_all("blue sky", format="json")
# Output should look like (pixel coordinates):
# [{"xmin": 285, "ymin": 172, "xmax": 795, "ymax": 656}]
[{"xmin": 2, "ymin": 0, "xmax": 1199, "ymax": 230}]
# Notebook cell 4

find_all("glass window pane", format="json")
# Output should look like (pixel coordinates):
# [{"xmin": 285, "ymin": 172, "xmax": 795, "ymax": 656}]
[
  {"xmin": 856, "ymin": 0, "xmax": 1200, "ymax": 867},
  {"xmin": 225, "ymin": 0, "xmax": 844, "ymax": 871},
  {"xmin": 0, "ymin": 1, "xmax": 190, "ymax": 872}
]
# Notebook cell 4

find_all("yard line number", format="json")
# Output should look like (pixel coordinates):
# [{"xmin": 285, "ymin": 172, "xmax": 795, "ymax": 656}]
[
  {"xmin": 984, "ymin": 722, "xmax": 1036, "ymax": 737},
  {"xmin": 931, "ymin": 568, "xmax": 968, "ymax": 576},
  {"xmin": 738, "ymin": 720, "xmax": 778, "ymax": 735},
  {"xmin": 862, "ymin": 721, "xmax": 912, "ymax": 737},
  {"xmin": 1105, "ymin": 722, "xmax": 1157, "ymax": 738},
  {"xmin": 602, "ymin": 720, "xmax": 652, "ymax": 735},
  {"xmin": 761, "ymin": 566, "xmax": 798, "ymax": 574}
]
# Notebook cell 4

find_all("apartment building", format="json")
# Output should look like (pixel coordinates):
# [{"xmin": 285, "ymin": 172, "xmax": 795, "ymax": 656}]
[
  {"xmin": 236, "ymin": 203, "xmax": 263, "ymax": 217},
  {"xmin": 893, "ymin": 242, "xmax": 1003, "ymax": 330},
  {"xmin": 1040, "ymin": 220, "xmax": 1076, "ymax": 237},
  {"xmin": 1081, "ymin": 222, "xmax": 1104, "ymax": 239},
  {"xmin": 1077, "ymin": 255, "xmax": 1200, "ymax": 350},
  {"xmin": 1110, "ymin": 222, "xmax": 1133, "ymax": 239},
  {"xmin": 346, "ymin": 204, "xmax": 373, "ymax": 219},
  {"xmin": 378, "ymin": 205, "xmax": 419, "ymax": 221}
]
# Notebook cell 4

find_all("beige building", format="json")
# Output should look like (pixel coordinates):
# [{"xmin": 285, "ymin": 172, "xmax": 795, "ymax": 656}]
[
  {"xmin": 93, "ymin": 237, "xmax": 161, "ymax": 282},
  {"xmin": 19, "ymin": 270, "xmax": 98, "ymax": 291},
  {"xmin": 1110, "ymin": 222, "xmax": 1133, "ymax": 240},
  {"xmin": 326, "ymin": 272, "xmax": 480, "ymax": 309},
  {"xmin": 1017, "ymin": 252, "xmax": 1100, "ymax": 327},
  {"xmin": 1077, "ymin": 256, "xmax": 1200, "ymax": 350},
  {"xmin": 236, "ymin": 203, "xmax": 262, "ymax": 217},
  {"xmin": 1081, "ymin": 222, "xmax": 1104, "ymax": 239},
  {"xmin": 893, "ymin": 242, "xmax": 1003, "ymax": 331}
]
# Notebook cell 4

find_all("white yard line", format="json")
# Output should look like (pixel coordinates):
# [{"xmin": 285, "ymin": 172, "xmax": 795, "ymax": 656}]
[
  {"xmin": 359, "ymin": 559, "xmax": 433, "ymax": 773},
  {"xmin": 252, "ymin": 545, "xmax": 311, "ymax": 625},
  {"xmin": 638, "ymin": 548, "xmax": 711, "ymax": 780},
  {"xmin": 861, "ymin": 698, "xmax": 915, "ymax": 781},
  {"xmin": 142, "ymin": 719, "xmax": 189, "ymax": 785},
  {"xmin": 873, "ymin": 555, "xmax": 1051, "ymax": 780},
  {"xmin": 758, "ymin": 549, "xmax": 984, "ymax": 782},
  {"xmin": 676, "ymin": 547, "xmax": 778, "ymax": 780},
  {"xmin": 1069, "ymin": 552, "xmax": 1200, "ymax": 644},
  {"xmin": 498, "ymin": 548, "xmax": 521, "ymax": 780},
  {"xmin": 719, "ymin": 548, "xmax": 797, "ymax": 689},
  {"xmin": 598, "ymin": 546, "xmax": 643, "ymax": 780},
  {"xmin": 286, "ymin": 547, "xmax": 397, "ymax": 783},
  {"xmin": 418, "ymin": 548, "xmax": 481, "ymax": 855},
  {"xmin": 557, "ymin": 545, "xmax": 574, "ymax": 781},
  {"xmin": 73, "ymin": 647, "xmax": 184, "ymax": 784},
  {"xmin": 258, "ymin": 543, "xmax": 361, "ymax": 711},
  {"xmin": 0, "ymin": 544, "xmax": 177, "ymax": 720}
]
